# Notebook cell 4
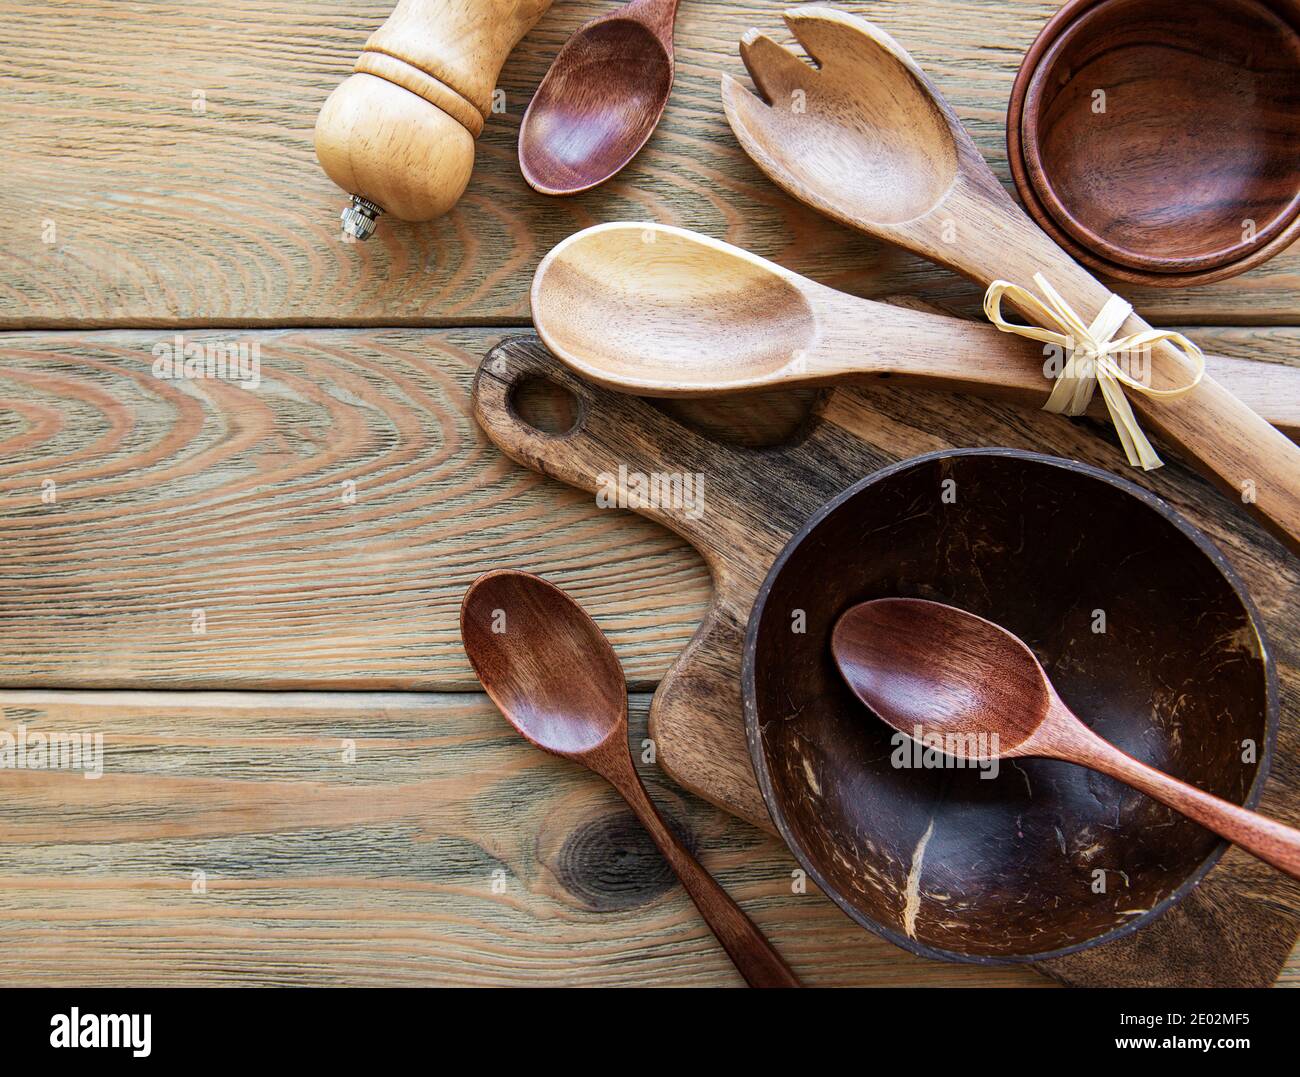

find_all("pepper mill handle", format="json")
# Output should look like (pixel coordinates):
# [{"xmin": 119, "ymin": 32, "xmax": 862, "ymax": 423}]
[{"xmin": 315, "ymin": 0, "xmax": 554, "ymax": 239}]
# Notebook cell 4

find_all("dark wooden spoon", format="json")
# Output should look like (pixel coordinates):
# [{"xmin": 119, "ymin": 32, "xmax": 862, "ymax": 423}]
[
  {"xmin": 831, "ymin": 597, "xmax": 1300, "ymax": 880},
  {"xmin": 518, "ymin": 0, "xmax": 682, "ymax": 195},
  {"xmin": 461, "ymin": 569, "xmax": 800, "ymax": 987}
]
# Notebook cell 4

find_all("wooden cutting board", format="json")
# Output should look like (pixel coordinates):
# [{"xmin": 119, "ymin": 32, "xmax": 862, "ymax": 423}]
[{"xmin": 473, "ymin": 335, "xmax": 1300, "ymax": 987}]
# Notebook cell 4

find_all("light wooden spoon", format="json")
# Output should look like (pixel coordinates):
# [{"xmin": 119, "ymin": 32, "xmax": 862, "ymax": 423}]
[
  {"xmin": 832, "ymin": 598, "xmax": 1300, "ymax": 880},
  {"xmin": 531, "ymin": 222, "xmax": 1300, "ymax": 433},
  {"xmin": 461, "ymin": 569, "xmax": 801, "ymax": 987},
  {"xmin": 722, "ymin": 6, "xmax": 1300, "ymax": 553}
]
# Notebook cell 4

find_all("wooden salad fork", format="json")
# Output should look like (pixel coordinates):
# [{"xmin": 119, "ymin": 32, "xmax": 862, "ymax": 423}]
[{"xmin": 722, "ymin": 6, "xmax": 1300, "ymax": 554}]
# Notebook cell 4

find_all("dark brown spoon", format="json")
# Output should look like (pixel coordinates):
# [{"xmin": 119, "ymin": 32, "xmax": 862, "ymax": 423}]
[
  {"xmin": 461, "ymin": 569, "xmax": 800, "ymax": 987},
  {"xmin": 518, "ymin": 0, "xmax": 682, "ymax": 195},
  {"xmin": 831, "ymin": 597, "xmax": 1300, "ymax": 880}
]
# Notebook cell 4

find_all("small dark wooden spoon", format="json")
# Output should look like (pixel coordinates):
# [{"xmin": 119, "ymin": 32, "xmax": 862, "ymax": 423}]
[
  {"xmin": 519, "ymin": 0, "xmax": 682, "ymax": 195},
  {"xmin": 461, "ymin": 569, "xmax": 800, "ymax": 987},
  {"xmin": 831, "ymin": 597, "xmax": 1300, "ymax": 880}
]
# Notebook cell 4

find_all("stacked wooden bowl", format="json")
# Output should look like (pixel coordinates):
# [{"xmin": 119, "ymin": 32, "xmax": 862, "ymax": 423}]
[{"xmin": 1008, "ymin": 0, "xmax": 1300, "ymax": 287}]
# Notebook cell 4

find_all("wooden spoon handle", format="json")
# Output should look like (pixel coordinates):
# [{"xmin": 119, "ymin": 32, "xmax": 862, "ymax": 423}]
[
  {"xmin": 627, "ymin": 0, "xmax": 682, "ymax": 40},
  {"xmin": 1061, "ymin": 721, "xmax": 1300, "ymax": 880},
  {"xmin": 950, "ymin": 200, "xmax": 1300, "ymax": 553},
  {"xmin": 1129, "ymin": 371, "xmax": 1300, "ymax": 553},
  {"xmin": 816, "ymin": 302, "xmax": 1300, "ymax": 437},
  {"xmin": 603, "ymin": 760, "xmax": 802, "ymax": 987}
]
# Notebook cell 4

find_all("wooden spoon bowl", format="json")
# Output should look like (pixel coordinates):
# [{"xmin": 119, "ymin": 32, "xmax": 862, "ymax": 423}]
[
  {"xmin": 533, "ymin": 223, "xmax": 816, "ymax": 387},
  {"xmin": 1010, "ymin": 0, "xmax": 1300, "ymax": 285},
  {"xmin": 519, "ymin": 0, "xmax": 681, "ymax": 195},
  {"xmin": 743, "ymin": 449, "xmax": 1277, "ymax": 963}
]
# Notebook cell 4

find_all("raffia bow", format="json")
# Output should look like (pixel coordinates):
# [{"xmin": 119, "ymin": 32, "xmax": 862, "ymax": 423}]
[{"xmin": 983, "ymin": 273, "xmax": 1205, "ymax": 470}]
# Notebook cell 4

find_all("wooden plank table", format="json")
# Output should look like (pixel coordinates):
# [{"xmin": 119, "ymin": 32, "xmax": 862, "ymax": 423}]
[{"xmin": 0, "ymin": 0, "xmax": 1295, "ymax": 986}]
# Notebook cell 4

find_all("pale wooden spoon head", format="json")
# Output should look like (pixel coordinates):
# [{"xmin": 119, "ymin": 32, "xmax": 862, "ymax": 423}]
[
  {"xmin": 722, "ymin": 6, "xmax": 960, "ymax": 229},
  {"xmin": 461, "ymin": 570, "xmax": 627, "ymax": 758},
  {"xmin": 832, "ymin": 597, "xmax": 1051, "ymax": 759},
  {"xmin": 531, "ymin": 222, "xmax": 818, "ymax": 393}
]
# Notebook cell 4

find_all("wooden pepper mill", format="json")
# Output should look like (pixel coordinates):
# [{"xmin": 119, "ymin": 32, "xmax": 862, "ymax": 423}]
[{"xmin": 315, "ymin": 0, "xmax": 555, "ymax": 240}]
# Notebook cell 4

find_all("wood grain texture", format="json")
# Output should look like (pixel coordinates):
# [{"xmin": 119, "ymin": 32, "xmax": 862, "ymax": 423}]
[
  {"xmin": 5, "ymin": 0, "xmax": 1299, "ymax": 991},
  {"xmin": 0, "ymin": 689, "xmax": 1048, "ymax": 987},
  {"xmin": 1, "ymin": 325, "xmax": 1297, "ymax": 692},
  {"xmin": 3, "ymin": 0, "xmax": 1300, "ymax": 329},
  {"xmin": 3, "ymin": 327, "xmax": 1299, "ymax": 984},
  {"xmin": 0, "ymin": 328, "xmax": 712, "ymax": 690},
  {"xmin": 474, "ymin": 335, "xmax": 1300, "ymax": 986},
  {"xmin": 476, "ymin": 336, "xmax": 1300, "ymax": 828}
]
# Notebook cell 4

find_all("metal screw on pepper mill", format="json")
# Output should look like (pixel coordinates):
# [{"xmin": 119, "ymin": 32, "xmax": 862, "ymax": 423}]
[
  {"xmin": 315, "ymin": 0, "xmax": 555, "ymax": 242},
  {"xmin": 340, "ymin": 197, "xmax": 383, "ymax": 242}
]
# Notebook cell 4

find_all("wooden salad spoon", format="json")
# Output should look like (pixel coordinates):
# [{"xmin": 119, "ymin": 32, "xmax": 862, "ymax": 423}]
[
  {"xmin": 519, "ymin": 0, "xmax": 682, "ymax": 195},
  {"xmin": 531, "ymin": 222, "xmax": 1300, "ymax": 433},
  {"xmin": 460, "ymin": 569, "xmax": 801, "ymax": 987},
  {"xmin": 722, "ymin": 6, "xmax": 1300, "ymax": 554},
  {"xmin": 832, "ymin": 598, "xmax": 1300, "ymax": 880}
]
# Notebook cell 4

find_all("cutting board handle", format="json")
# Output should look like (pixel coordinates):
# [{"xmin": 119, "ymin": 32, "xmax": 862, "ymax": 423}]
[{"xmin": 473, "ymin": 338, "xmax": 774, "ymax": 563}]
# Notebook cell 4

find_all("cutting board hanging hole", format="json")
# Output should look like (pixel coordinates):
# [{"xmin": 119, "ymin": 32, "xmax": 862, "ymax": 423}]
[{"xmin": 510, "ymin": 375, "xmax": 580, "ymax": 437}]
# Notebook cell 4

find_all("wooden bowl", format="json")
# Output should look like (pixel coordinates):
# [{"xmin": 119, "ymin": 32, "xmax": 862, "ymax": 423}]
[
  {"xmin": 743, "ymin": 449, "xmax": 1277, "ymax": 963},
  {"xmin": 1009, "ymin": 0, "xmax": 1300, "ymax": 287}
]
